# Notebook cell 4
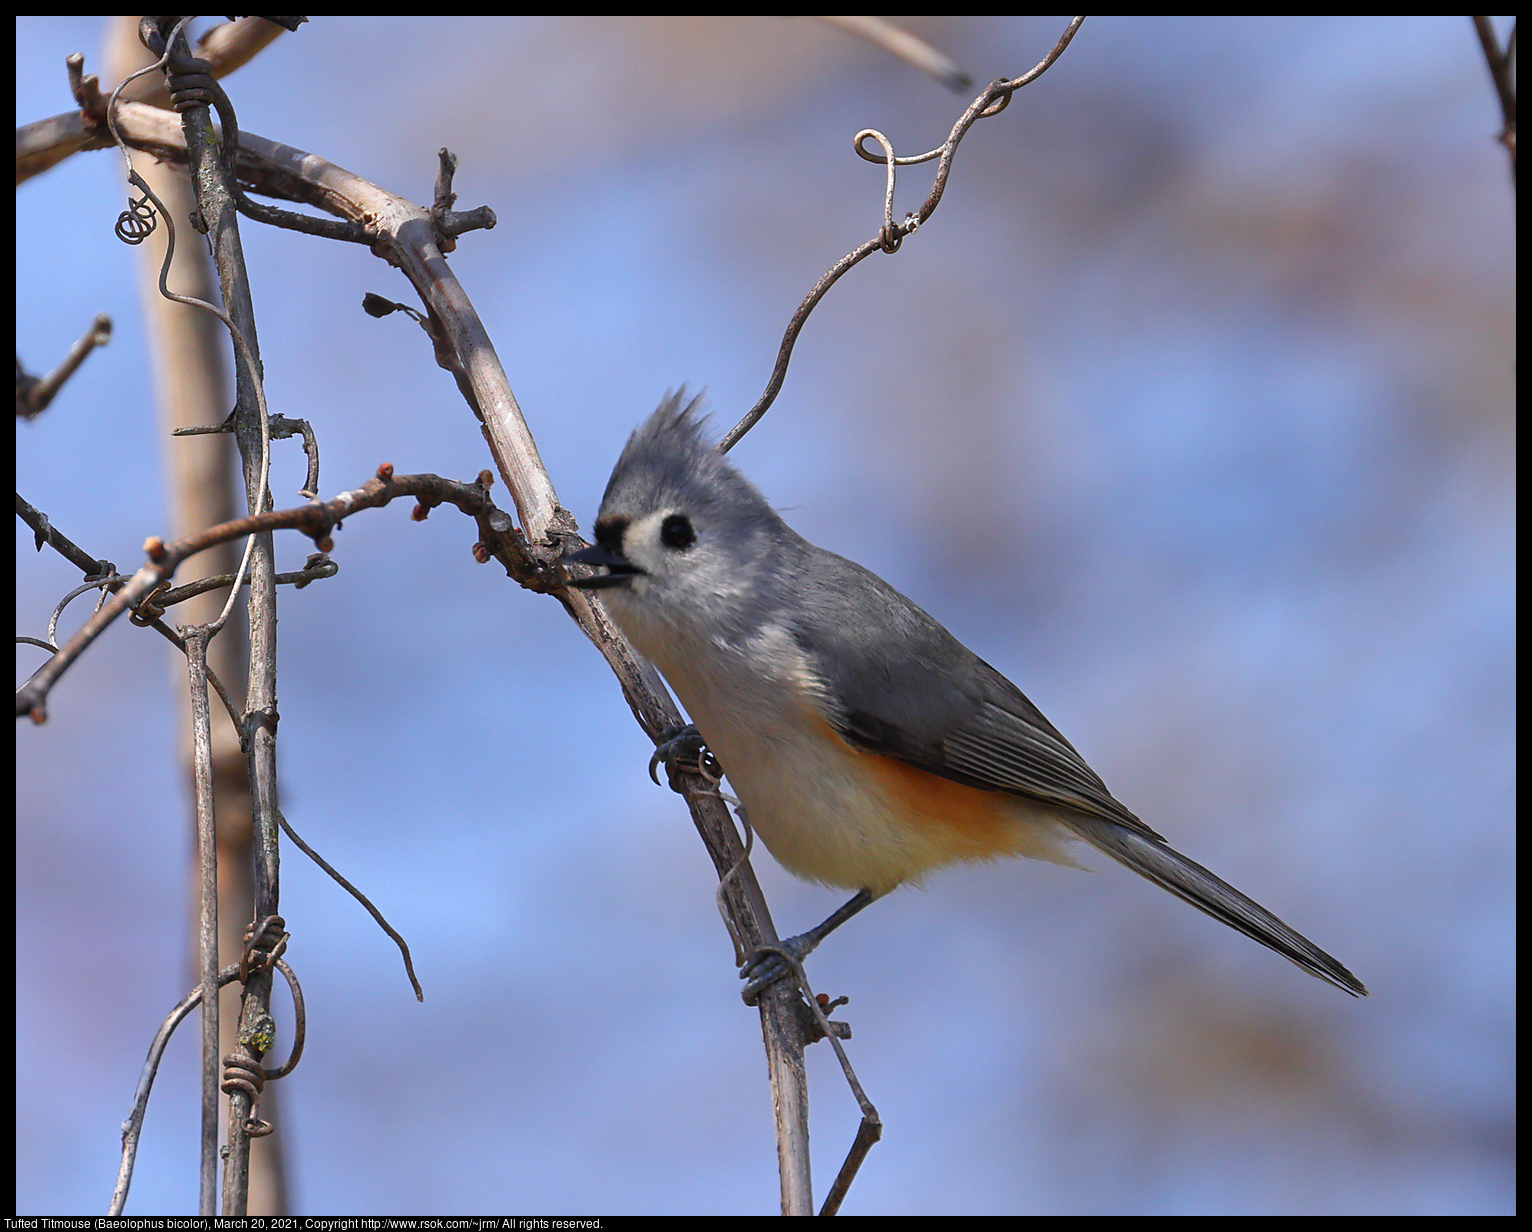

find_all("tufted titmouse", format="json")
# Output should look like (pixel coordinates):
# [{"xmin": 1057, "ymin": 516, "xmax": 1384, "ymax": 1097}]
[{"xmin": 567, "ymin": 393, "xmax": 1366, "ymax": 998}]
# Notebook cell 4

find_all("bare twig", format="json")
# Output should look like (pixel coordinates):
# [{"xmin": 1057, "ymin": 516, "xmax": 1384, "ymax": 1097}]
[
  {"xmin": 105, "ymin": 20, "xmax": 274, "ymax": 639},
  {"xmin": 110, "ymin": 957, "xmax": 303, "ymax": 1216},
  {"xmin": 738, "ymin": 936, "xmax": 882, "ymax": 1216},
  {"xmin": 129, "ymin": 554, "xmax": 338, "ymax": 626},
  {"xmin": 819, "ymin": 16, "xmax": 972, "ymax": 92},
  {"xmin": 15, "ymin": 314, "xmax": 112, "ymax": 418},
  {"xmin": 102, "ymin": 11, "xmax": 278, "ymax": 1208},
  {"xmin": 18, "ymin": 21, "xmax": 288, "ymax": 186},
  {"xmin": 719, "ymin": 236, "xmax": 885, "ymax": 455},
  {"xmin": 1472, "ymin": 16, "xmax": 1517, "ymax": 182},
  {"xmin": 16, "ymin": 492, "xmax": 116, "ymax": 578},
  {"xmin": 720, "ymin": 15, "xmax": 1086, "ymax": 451},
  {"xmin": 14, "ymin": 498, "xmax": 245, "ymax": 730},
  {"xmin": 47, "ymin": 575, "xmax": 119, "ymax": 654},
  {"xmin": 276, "ymin": 808, "xmax": 425, "ymax": 1002},
  {"xmin": 112, "ymin": 965, "xmax": 241, "ymax": 1216},
  {"xmin": 21, "ymin": 506, "xmax": 419, "ymax": 1123},
  {"xmin": 16, "ymin": 466, "xmax": 527, "ymax": 721},
  {"xmin": 174, "ymin": 413, "xmax": 322, "ymax": 501},
  {"xmin": 430, "ymin": 147, "xmax": 498, "ymax": 247}
]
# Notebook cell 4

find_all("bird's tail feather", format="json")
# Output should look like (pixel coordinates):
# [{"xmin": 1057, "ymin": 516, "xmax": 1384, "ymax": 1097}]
[{"xmin": 1066, "ymin": 817, "xmax": 1367, "ymax": 996}]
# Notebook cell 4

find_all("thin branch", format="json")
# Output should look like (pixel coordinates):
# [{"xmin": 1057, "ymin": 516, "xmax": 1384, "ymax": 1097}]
[
  {"xmin": 18, "ymin": 20, "xmax": 288, "ymax": 186},
  {"xmin": 16, "ymin": 314, "xmax": 112, "ymax": 418},
  {"xmin": 19, "ymin": 507, "xmax": 419, "ymax": 1015},
  {"xmin": 174, "ymin": 412, "xmax": 323, "ymax": 500},
  {"xmin": 719, "ymin": 238, "xmax": 883, "ymax": 453},
  {"xmin": 1472, "ymin": 16, "xmax": 1517, "ymax": 182},
  {"xmin": 111, "ymin": 22, "xmax": 284, "ymax": 1212},
  {"xmin": 47, "ymin": 575, "xmax": 117, "ymax": 656},
  {"xmin": 102, "ymin": 11, "xmax": 278, "ymax": 1207},
  {"xmin": 276, "ymin": 808, "xmax": 425, "ymax": 1002},
  {"xmin": 110, "ymin": 957, "xmax": 303, "ymax": 1216},
  {"xmin": 111, "ymin": 965, "xmax": 242, "ymax": 1216},
  {"xmin": 818, "ymin": 16, "xmax": 972, "ymax": 92},
  {"xmin": 16, "ymin": 492, "xmax": 117, "ymax": 578},
  {"xmin": 720, "ymin": 16, "xmax": 1086, "ymax": 450},
  {"xmin": 104, "ymin": 24, "xmax": 275, "ymax": 641},
  {"xmin": 129, "ymin": 554, "xmax": 338, "ymax": 625},
  {"xmin": 16, "ymin": 466, "xmax": 526, "ymax": 722}
]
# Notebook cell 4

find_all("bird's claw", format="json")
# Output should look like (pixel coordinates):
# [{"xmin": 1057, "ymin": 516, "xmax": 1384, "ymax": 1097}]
[
  {"xmin": 648, "ymin": 723, "xmax": 720, "ymax": 790},
  {"xmin": 739, "ymin": 935, "xmax": 814, "ymax": 1005}
]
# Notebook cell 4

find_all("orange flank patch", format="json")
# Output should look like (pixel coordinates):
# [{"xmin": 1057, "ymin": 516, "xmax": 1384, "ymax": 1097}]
[{"xmin": 862, "ymin": 751, "xmax": 1024, "ymax": 863}]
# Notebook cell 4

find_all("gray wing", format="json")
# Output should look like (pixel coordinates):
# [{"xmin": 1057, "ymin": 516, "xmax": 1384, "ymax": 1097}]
[
  {"xmin": 783, "ymin": 542, "xmax": 1160, "ymax": 838},
  {"xmin": 784, "ymin": 543, "xmax": 1368, "ymax": 996}
]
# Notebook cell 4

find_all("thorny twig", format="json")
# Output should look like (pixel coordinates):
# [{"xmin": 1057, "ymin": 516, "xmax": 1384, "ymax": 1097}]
[{"xmin": 16, "ymin": 492, "xmax": 116, "ymax": 579}]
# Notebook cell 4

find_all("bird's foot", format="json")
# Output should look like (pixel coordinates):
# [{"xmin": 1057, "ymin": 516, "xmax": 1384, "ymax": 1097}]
[
  {"xmin": 739, "ymin": 932, "xmax": 820, "ymax": 1005},
  {"xmin": 648, "ymin": 723, "xmax": 721, "ymax": 792}
]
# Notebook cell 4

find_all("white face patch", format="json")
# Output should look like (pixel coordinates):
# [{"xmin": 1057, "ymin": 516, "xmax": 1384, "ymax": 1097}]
[
  {"xmin": 612, "ymin": 508, "xmax": 754, "ymax": 614},
  {"xmin": 611, "ymin": 509, "xmax": 681, "ymax": 578}
]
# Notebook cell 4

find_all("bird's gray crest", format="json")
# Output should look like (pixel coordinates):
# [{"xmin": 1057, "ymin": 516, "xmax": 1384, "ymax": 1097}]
[{"xmin": 600, "ymin": 390, "xmax": 777, "ymax": 531}]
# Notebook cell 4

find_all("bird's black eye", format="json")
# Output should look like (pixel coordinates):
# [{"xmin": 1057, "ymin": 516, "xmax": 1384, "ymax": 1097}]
[{"xmin": 660, "ymin": 513, "xmax": 695, "ymax": 550}]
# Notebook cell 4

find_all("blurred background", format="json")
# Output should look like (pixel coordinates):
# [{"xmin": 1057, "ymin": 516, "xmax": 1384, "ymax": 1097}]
[{"xmin": 16, "ymin": 16, "xmax": 1514, "ymax": 1216}]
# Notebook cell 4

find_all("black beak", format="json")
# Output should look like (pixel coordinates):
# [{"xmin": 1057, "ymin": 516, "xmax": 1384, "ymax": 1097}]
[{"xmin": 564, "ymin": 542, "xmax": 643, "ymax": 589}]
